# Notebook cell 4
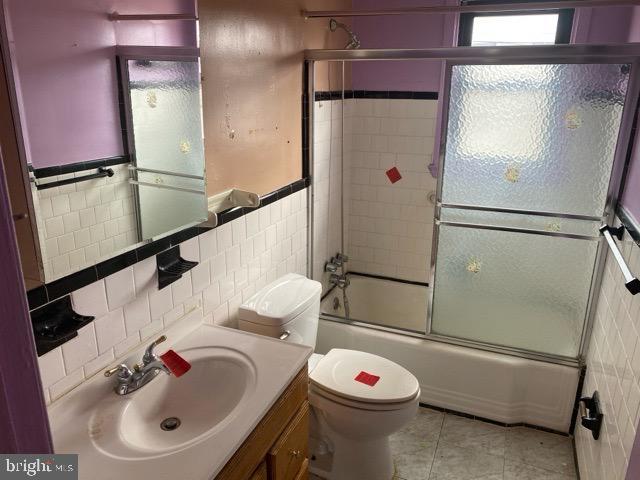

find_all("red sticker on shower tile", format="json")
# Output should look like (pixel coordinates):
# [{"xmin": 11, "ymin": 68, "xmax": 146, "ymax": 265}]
[
  {"xmin": 355, "ymin": 371, "xmax": 380, "ymax": 386},
  {"xmin": 386, "ymin": 167, "xmax": 402, "ymax": 184}
]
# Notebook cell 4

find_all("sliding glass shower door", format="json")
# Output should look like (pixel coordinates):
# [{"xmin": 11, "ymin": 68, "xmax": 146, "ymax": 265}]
[{"xmin": 430, "ymin": 62, "xmax": 631, "ymax": 359}]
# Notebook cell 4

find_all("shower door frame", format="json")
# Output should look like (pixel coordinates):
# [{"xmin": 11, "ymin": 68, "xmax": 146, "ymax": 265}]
[{"xmin": 305, "ymin": 44, "xmax": 640, "ymax": 367}]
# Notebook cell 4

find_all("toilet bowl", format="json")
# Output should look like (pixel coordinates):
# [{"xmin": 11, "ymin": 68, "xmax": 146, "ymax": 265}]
[
  {"xmin": 308, "ymin": 348, "xmax": 419, "ymax": 480},
  {"xmin": 238, "ymin": 274, "xmax": 420, "ymax": 480}
]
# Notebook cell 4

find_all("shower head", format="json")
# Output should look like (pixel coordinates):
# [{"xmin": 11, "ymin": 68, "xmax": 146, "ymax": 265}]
[{"xmin": 329, "ymin": 18, "xmax": 361, "ymax": 50}]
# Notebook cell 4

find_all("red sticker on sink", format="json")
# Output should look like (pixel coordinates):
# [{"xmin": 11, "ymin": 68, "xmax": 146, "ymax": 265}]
[{"xmin": 355, "ymin": 371, "xmax": 380, "ymax": 386}]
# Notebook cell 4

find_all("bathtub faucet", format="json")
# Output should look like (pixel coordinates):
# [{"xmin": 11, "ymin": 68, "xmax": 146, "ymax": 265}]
[
  {"xmin": 330, "ymin": 273, "xmax": 350, "ymax": 289},
  {"xmin": 325, "ymin": 253, "xmax": 349, "ymax": 273},
  {"xmin": 335, "ymin": 253, "xmax": 349, "ymax": 266}
]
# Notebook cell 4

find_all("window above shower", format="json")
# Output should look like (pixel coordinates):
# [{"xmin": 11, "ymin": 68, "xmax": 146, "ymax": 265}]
[{"xmin": 458, "ymin": 1, "xmax": 574, "ymax": 46}]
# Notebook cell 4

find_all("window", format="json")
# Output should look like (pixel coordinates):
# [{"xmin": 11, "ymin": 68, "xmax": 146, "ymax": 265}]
[{"xmin": 458, "ymin": 1, "xmax": 574, "ymax": 46}]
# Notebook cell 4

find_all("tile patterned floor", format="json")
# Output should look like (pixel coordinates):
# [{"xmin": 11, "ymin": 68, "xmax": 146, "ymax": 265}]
[{"xmin": 311, "ymin": 407, "xmax": 578, "ymax": 480}]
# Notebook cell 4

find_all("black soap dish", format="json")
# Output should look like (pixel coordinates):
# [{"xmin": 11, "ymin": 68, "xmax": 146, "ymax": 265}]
[
  {"xmin": 157, "ymin": 245, "xmax": 198, "ymax": 290},
  {"xmin": 31, "ymin": 295, "xmax": 94, "ymax": 356},
  {"xmin": 579, "ymin": 391, "xmax": 603, "ymax": 440}
]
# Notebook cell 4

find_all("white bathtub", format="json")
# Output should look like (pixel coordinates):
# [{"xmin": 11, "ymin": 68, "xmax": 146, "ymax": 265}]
[
  {"xmin": 317, "ymin": 276, "xmax": 580, "ymax": 432},
  {"xmin": 321, "ymin": 274, "xmax": 429, "ymax": 332}
]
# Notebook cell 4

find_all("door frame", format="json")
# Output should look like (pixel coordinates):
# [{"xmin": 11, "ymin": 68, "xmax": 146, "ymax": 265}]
[{"xmin": 0, "ymin": 1, "xmax": 52, "ymax": 451}]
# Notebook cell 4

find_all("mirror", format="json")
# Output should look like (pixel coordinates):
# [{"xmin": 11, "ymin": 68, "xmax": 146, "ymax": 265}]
[
  {"xmin": 3, "ymin": 1, "xmax": 208, "ymax": 283},
  {"xmin": 119, "ymin": 50, "xmax": 207, "ymax": 239}
]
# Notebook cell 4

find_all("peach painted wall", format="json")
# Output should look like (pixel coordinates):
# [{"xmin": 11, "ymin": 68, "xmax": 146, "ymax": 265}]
[{"xmin": 199, "ymin": 0, "xmax": 352, "ymax": 197}]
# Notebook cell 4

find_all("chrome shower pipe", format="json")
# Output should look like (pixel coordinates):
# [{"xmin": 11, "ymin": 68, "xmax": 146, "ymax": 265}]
[{"xmin": 304, "ymin": 0, "xmax": 640, "ymax": 18}]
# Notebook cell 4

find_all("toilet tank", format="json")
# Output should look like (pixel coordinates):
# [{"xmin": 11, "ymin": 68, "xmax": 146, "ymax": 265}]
[{"xmin": 238, "ymin": 273, "xmax": 322, "ymax": 348}]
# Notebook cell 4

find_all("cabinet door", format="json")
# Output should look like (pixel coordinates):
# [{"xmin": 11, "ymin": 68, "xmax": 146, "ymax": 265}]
[
  {"xmin": 293, "ymin": 459, "xmax": 308, "ymax": 480},
  {"xmin": 250, "ymin": 462, "xmax": 268, "ymax": 480},
  {"xmin": 268, "ymin": 402, "xmax": 309, "ymax": 480}
]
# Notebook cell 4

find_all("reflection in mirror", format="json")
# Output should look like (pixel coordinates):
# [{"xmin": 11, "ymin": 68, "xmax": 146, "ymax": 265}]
[
  {"xmin": 2, "ymin": 1, "xmax": 207, "ymax": 283},
  {"xmin": 121, "ymin": 54, "xmax": 206, "ymax": 239}
]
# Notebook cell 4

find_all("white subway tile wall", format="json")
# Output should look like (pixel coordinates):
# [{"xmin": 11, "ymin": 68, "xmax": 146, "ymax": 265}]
[
  {"xmin": 37, "ymin": 190, "xmax": 308, "ymax": 404},
  {"xmin": 31, "ymin": 164, "xmax": 138, "ymax": 280},
  {"xmin": 348, "ymin": 98, "xmax": 437, "ymax": 283},
  {"xmin": 313, "ymin": 99, "xmax": 347, "ymax": 293},
  {"xmin": 312, "ymin": 97, "xmax": 438, "ymax": 286},
  {"xmin": 576, "ymin": 230, "xmax": 640, "ymax": 480}
]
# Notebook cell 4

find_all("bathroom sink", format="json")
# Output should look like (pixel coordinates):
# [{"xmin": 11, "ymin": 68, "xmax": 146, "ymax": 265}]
[
  {"xmin": 90, "ymin": 347, "xmax": 256, "ymax": 458},
  {"xmin": 48, "ymin": 320, "xmax": 312, "ymax": 480}
]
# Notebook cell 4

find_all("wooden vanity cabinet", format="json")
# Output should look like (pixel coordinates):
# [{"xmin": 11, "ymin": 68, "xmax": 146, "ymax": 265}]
[{"xmin": 216, "ymin": 366, "xmax": 309, "ymax": 480}]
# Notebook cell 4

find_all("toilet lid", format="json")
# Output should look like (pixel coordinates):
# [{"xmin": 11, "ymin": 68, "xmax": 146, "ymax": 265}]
[{"xmin": 309, "ymin": 349, "xmax": 419, "ymax": 404}]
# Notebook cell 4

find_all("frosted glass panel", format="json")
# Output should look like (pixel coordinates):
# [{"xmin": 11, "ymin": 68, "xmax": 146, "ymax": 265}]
[
  {"xmin": 136, "ymin": 171, "xmax": 206, "ymax": 239},
  {"xmin": 431, "ymin": 224, "xmax": 598, "ymax": 357},
  {"xmin": 128, "ymin": 59, "xmax": 205, "ymax": 176},
  {"xmin": 126, "ymin": 59, "xmax": 207, "ymax": 239},
  {"xmin": 442, "ymin": 64, "xmax": 629, "ymax": 216}
]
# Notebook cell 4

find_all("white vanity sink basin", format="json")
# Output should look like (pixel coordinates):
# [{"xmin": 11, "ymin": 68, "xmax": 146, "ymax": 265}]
[
  {"xmin": 91, "ymin": 347, "xmax": 256, "ymax": 458},
  {"xmin": 48, "ymin": 319, "xmax": 312, "ymax": 480}
]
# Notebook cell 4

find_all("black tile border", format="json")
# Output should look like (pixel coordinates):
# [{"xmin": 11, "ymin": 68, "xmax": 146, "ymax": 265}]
[
  {"xmin": 315, "ymin": 91, "xmax": 345, "ymax": 101},
  {"xmin": 26, "ymin": 285, "xmax": 48, "ymax": 311},
  {"xmin": 45, "ymin": 266, "xmax": 98, "ymax": 302},
  {"xmin": 348, "ymin": 271, "xmax": 429, "ymax": 288},
  {"xmin": 314, "ymin": 90, "xmax": 438, "ymax": 101},
  {"xmin": 26, "ymin": 177, "xmax": 310, "ymax": 313},
  {"xmin": 418, "ymin": 403, "xmax": 571, "ymax": 437},
  {"xmin": 29, "ymin": 155, "xmax": 130, "ymax": 179}
]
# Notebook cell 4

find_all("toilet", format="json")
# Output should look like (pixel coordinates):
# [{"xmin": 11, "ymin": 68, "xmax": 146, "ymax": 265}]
[{"xmin": 238, "ymin": 273, "xmax": 420, "ymax": 480}]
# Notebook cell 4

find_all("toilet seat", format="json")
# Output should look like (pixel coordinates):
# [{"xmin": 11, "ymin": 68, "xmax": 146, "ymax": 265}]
[
  {"xmin": 310, "ymin": 382, "xmax": 419, "ymax": 411},
  {"xmin": 310, "ymin": 349, "xmax": 420, "ymax": 407}
]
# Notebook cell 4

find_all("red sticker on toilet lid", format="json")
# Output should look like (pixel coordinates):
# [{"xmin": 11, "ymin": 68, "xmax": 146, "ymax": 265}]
[{"xmin": 355, "ymin": 371, "xmax": 380, "ymax": 386}]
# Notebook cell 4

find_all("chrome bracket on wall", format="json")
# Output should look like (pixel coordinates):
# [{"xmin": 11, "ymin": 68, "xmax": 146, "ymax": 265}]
[{"xmin": 206, "ymin": 188, "xmax": 261, "ymax": 228}]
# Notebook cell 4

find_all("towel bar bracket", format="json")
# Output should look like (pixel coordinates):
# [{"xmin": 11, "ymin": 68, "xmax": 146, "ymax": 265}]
[
  {"xmin": 600, "ymin": 224, "xmax": 624, "ymax": 240},
  {"xmin": 600, "ymin": 224, "xmax": 640, "ymax": 295}
]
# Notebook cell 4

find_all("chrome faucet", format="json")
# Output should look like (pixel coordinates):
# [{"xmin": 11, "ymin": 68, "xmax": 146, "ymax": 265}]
[
  {"xmin": 104, "ymin": 335, "xmax": 171, "ymax": 395},
  {"xmin": 325, "ymin": 253, "xmax": 349, "ymax": 273},
  {"xmin": 325, "ymin": 261, "xmax": 339, "ymax": 273},
  {"xmin": 335, "ymin": 253, "xmax": 349, "ymax": 266},
  {"xmin": 330, "ymin": 273, "xmax": 350, "ymax": 289},
  {"xmin": 326, "ymin": 252, "xmax": 350, "ymax": 289}
]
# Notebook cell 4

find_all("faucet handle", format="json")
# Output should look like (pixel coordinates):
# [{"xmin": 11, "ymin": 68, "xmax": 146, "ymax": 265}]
[
  {"xmin": 104, "ymin": 364, "xmax": 133, "ymax": 379},
  {"xmin": 325, "ymin": 260, "xmax": 338, "ymax": 273},
  {"xmin": 142, "ymin": 335, "xmax": 167, "ymax": 364}
]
